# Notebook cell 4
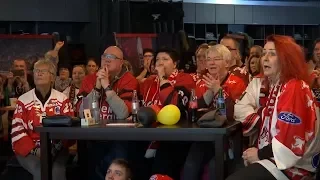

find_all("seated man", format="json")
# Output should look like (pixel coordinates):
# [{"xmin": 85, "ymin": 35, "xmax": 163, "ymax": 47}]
[
  {"xmin": 12, "ymin": 59, "xmax": 74, "ymax": 180},
  {"xmin": 78, "ymin": 46, "xmax": 138, "ymax": 180}
]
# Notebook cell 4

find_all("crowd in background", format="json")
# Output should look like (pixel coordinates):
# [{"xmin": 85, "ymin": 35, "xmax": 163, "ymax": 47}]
[{"xmin": 0, "ymin": 32, "xmax": 320, "ymax": 180}]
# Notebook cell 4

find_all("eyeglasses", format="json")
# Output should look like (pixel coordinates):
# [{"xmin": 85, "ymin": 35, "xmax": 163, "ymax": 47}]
[
  {"xmin": 226, "ymin": 47, "xmax": 237, "ymax": 51},
  {"xmin": 207, "ymin": 57, "xmax": 223, "ymax": 61},
  {"xmin": 33, "ymin": 69, "xmax": 52, "ymax": 74},
  {"xmin": 144, "ymin": 55, "xmax": 153, "ymax": 58},
  {"xmin": 101, "ymin": 54, "xmax": 121, "ymax": 60}
]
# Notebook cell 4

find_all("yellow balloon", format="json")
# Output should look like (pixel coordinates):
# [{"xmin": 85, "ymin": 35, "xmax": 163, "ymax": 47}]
[{"xmin": 157, "ymin": 104, "xmax": 181, "ymax": 125}]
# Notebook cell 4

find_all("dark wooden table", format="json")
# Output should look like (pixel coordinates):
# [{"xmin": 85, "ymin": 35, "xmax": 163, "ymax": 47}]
[{"xmin": 36, "ymin": 120, "xmax": 242, "ymax": 180}]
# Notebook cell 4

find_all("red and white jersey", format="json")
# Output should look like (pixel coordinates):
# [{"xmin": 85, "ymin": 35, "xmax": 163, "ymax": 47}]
[
  {"xmin": 196, "ymin": 73, "xmax": 247, "ymax": 103},
  {"xmin": 230, "ymin": 65, "xmax": 249, "ymax": 86},
  {"xmin": 190, "ymin": 72, "xmax": 202, "ymax": 85},
  {"xmin": 234, "ymin": 76, "xmax": 269, "ymax": 135},
  {"xmin": 11, "ymin": 89, "xmax": 74, "ymax": 156},
  {"xmin": 256, "ymin": 79, "xmax": 320, "ymax": 180}
]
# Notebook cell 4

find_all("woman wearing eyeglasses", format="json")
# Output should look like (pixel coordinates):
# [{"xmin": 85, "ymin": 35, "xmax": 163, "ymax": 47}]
[
  {"xmin": 182, "ymin": 44, "xmax": 247, "ymax": 180},
  {"xmin": 136, "ymin": 48, "xmax": 155, "ymax": 82}
]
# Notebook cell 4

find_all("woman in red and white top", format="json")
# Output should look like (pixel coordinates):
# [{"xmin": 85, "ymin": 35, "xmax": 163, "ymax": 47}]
[
  {"xmin": 183, "ymin": 44, "xmax": 247, "ymax": 180},
  {"xmin": 140, "ymin": 47, "xmax": 195, "ymax": 180},
  {"xmin": 63, "ymin": 65, "xmax": 86, "ymax": 108},
  {"xmin": 228, "ymin": 35, "xmax": 320, "ymax": 180}
]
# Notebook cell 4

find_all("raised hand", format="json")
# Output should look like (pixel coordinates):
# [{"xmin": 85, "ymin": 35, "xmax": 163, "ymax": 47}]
[
  {"xmin": 54, "ymin": 41, "xmax": 64, "ymax": 51},
  {"xmin": 202, "ymin": 73, "xmax": 221, "ymax": 94}
]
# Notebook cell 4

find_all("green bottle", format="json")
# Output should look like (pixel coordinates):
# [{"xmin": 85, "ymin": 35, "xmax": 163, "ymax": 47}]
[{"xmin": 217, "ymin": 88, "xmax": 226, "ymax": 115}]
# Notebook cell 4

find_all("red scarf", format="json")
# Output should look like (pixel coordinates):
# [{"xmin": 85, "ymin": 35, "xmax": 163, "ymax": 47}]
[
  {"xmin": 259, "ymin": 82, "xmax": 282, "ymax": 145},
  {"xmin": 143, "ymin": 70, "xmax": 178, "ymax": 107},
  {"xmin": 259, "ymin": 78, "xmax": 270, "ymax": 108}
]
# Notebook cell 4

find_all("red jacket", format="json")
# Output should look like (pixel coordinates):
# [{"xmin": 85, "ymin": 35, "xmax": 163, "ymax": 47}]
[
  {"xmin": 78, "ymin": 70, "xmax": 138, "ymax": 119},
  {"xmin": 196, "ymin": 73, "xmax": 247, "ymax": 120},
  {"xmin": 79, "ymin": 72, "xmax": 97, "ymax": 95},
  {"xmin": 140, "ymin": 71, "xmax": 195, "ymax": 115}
]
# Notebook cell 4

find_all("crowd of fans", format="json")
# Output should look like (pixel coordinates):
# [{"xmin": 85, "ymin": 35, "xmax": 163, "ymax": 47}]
[{"xmin": 1, "ymin": 33, "xmax": 320, "ymax": 180}]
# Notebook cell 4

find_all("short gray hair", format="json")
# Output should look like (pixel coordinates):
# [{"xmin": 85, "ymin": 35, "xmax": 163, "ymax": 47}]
[
  {"xmin": 34, "ymin": 58, "xmax": 57, "ymax": 78},
  {"xmin": 206, "ymin": 44, "xmax": 232, "ymax": 62}
]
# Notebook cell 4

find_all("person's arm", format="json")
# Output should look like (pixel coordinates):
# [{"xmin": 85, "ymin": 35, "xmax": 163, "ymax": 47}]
[
  {"xmin": 11, "ymin": 100, "xmax": 36, "ymax": 156},
  {"xmin": 136, "ymin": 68, "xmax": 148, "ymax": 81},
  {"xmin": 234, "ymin": 78, "xmax": 261, "ymax": 136},
  {"xmin": 104, "ymin": 76, "xmax": 139, "ymax": 119},
  {"xmin": 45, "ymin": 41, "xmax": 64, "ymax": 65}
]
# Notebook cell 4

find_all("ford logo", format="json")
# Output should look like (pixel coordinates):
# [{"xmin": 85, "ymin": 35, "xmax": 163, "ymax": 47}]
[{"xmin": 278, "ymin": 112, "xmax": 301, "ymax": 124}]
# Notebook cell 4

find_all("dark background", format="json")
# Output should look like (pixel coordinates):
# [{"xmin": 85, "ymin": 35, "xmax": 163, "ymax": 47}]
[{"xmin": 0, "ymin": 0, "xmax": 319, "ymax": 68}]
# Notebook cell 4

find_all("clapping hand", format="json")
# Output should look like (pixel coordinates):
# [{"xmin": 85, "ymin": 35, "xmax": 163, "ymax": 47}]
[{"xmin": 202, "ymin": 73, "xmax": 221, "ymax": 94}]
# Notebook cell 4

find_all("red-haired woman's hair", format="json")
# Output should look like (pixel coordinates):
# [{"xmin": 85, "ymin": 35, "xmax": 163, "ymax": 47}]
[{"xmin": 266, "ymin": 35, "xmax": 309, "ymax": 84}]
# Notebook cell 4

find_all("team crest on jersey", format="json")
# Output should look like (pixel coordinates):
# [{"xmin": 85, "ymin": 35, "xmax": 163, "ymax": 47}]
[
  {"xmin": 278, "ymin": 112, "xmax": 301, "ymax": 125},
  {"xmin": 312, "ymin": 153, "xmax": 320, "ymax": 168}
]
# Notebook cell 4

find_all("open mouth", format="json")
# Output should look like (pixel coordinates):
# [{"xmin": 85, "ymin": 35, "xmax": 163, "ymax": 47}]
[{"xmin": 263, "ymin": 65, "xmax": 271, "ymax": 69}]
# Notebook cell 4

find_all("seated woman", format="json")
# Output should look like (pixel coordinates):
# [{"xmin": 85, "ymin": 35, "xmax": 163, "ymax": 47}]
[
  {"xmin": 190, "ymin": 43, "xmax": 209, "ymax": 84},
  {"xmin": 182, "ymin": 44, "xmax": 247, "ymax": 180},
  {"xmin": 86, "ymin": 58, "xmax": 99, "ymax": 75},
  {"xmin": 54, "ymin": 66, "xmax": 71, "ymax": 92},
  {"xmin": 12, "ymin": 59, "xmax": 74, "ymax": 180},
  {"xmin": 227, "ymin": 35, "xmax": 320, "ymax": 180},
  {"xmin": 136, "ymin": 48, "xmax": 155, "ymax": 82},
  {"xmin": 247, "ymin": 54, "xmax": 261, "ymax": 80},
  {"xmin": 140, "ymin": 47, "xmax": 195, "ymax": 179},
  {"xmin": 63, "ymin": 65, "xmax": 86, "ymax": 107}
]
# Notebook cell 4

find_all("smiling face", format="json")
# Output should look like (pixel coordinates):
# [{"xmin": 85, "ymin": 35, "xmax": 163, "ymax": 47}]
[
  {"xmin": 72, "ymin": 66, "xmax": 86, "ymax": 85},
  {"xmin": 261, "ymin": 41, "xmax": 280, "ymax": 80},
  {"xmin": 206, "ymin": 50, "xmax": 228, "ymax": 76},
  {"xmin": 86, "ymin": 59, "xmax": 98, "ymax": 75}
]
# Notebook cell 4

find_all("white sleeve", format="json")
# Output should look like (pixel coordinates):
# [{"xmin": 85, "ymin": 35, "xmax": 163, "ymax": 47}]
[{"xmin": 234, "ymin": 78, "xmax": 260, "ymax": 135}]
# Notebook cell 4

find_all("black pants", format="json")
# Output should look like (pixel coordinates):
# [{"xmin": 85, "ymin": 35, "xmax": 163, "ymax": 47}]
[
  {"xmin": 151, "ymin": 142, "xmax": 191, "ymax": 180},
  {"xmin": 226, "ymin": 163, "xmax": 277, "ymax": 180},
  {"xmin": 183, "ymin": 142, "xmax": 215, "ymax": 180}
]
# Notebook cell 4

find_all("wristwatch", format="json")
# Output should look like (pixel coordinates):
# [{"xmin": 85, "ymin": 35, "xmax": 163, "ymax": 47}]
[{"xmin": 104, "ymin": 85, "xmax": 112, "ymax": 92}]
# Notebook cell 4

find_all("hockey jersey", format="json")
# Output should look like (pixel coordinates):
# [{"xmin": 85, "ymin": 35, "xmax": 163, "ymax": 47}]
[
  {"xmin": 234, "ymin": 76, "xmax": 269, "ymax": 136},
  {"xmin": 230, "ymin": 65, "xmax": 249, "ymax": 86},
  {"xmin": 256, "ymin": 79, "xmax": 320, "ymax": 180},
  {"xmin": 196, "ymin": 73, "xmax": 247, "ymax": 121},
  {"xmin": 140, "ymin": 70, "xmax": 195, "ymax": 113},
  {"xmin": 11, "ymin": 89, "xmax": 74, "ymax": 156}
]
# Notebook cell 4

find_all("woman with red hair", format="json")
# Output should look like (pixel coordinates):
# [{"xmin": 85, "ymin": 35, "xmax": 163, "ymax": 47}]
[{"xmin": 228, "ymin": 35, "xmax": 320, "ymax": 180}]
